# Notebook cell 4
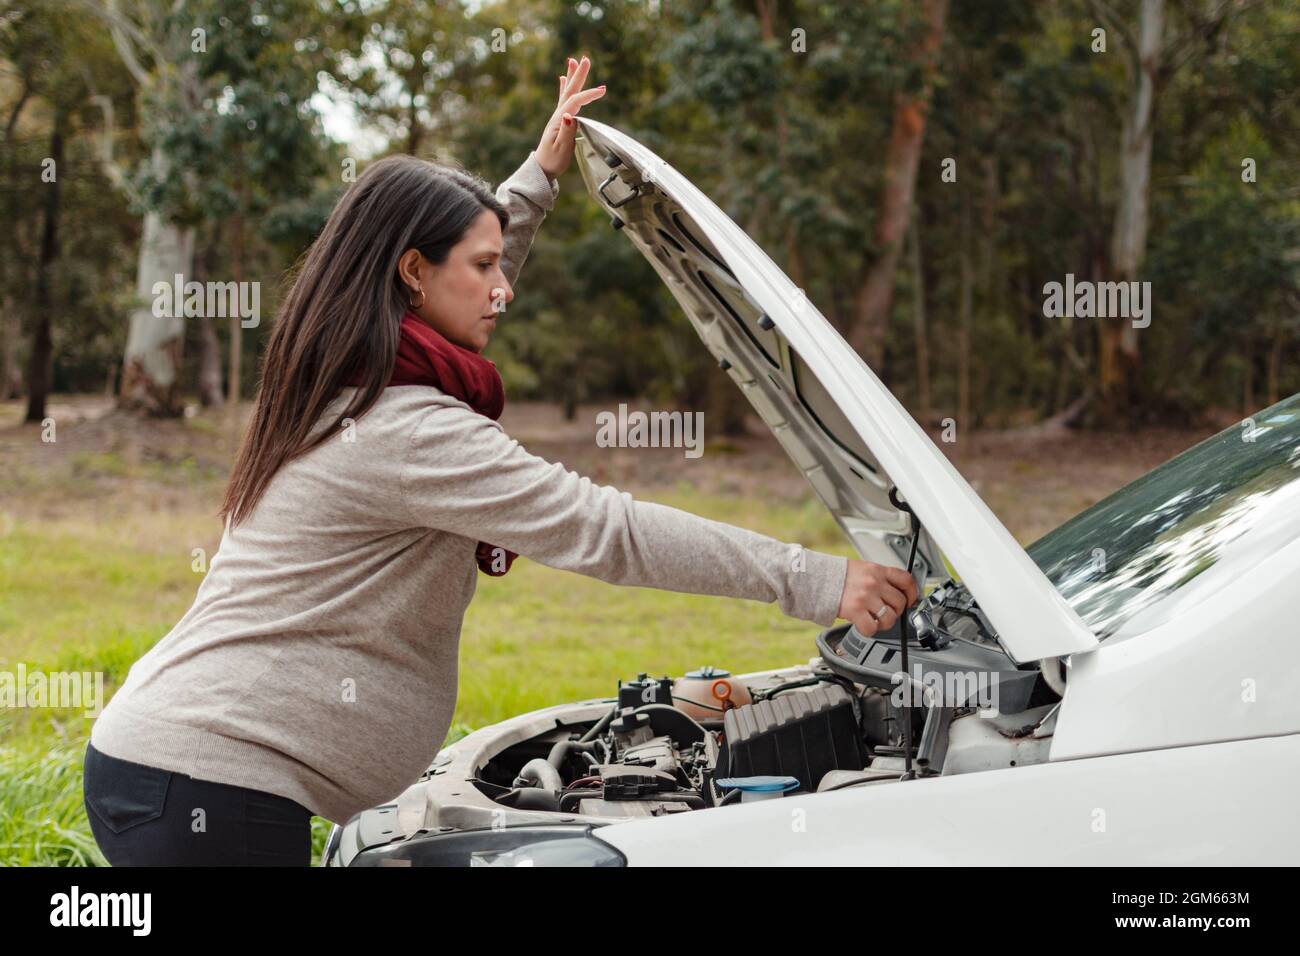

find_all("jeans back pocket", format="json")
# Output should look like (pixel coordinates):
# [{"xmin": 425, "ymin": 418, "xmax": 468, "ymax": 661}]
[{"xmin": 83, "ymin": 741, "xmax": 172, "ymax": 835}]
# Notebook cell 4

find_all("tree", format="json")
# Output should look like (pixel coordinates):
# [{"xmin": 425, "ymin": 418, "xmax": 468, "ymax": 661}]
[
  {"xmin": 156, "ymin": 1, "xmax": 330, "ymax": 406},
  {"xmin": 90, "ymin": 0, "xmax": 204, "ymax": 415},
  {"xmin": 1086, "ymin": 0, "xmax": 1254, "ymax": 418},
  {"xmin": 325, "ymin": 0, "xmax": 503, "ymax": 159},
  {"xmin": 847, "ymin": 0, "xmax": 948, "ymax": 376},
  {"xmin": 0, "ymin": 1, "xmax": 126, "ymax": 420},
  {"xmin": 89, "ymin": 0, "xmax": 331, "ymax": 414}
]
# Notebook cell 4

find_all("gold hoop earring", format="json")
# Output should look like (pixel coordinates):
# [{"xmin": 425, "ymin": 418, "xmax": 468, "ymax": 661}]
[{"xmin": 409, "ymin": 285, "xmax": 426, "ymax": 309}]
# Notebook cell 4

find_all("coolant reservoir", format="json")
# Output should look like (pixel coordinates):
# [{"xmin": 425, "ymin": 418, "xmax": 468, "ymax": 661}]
[
  {"xmin": 673, "ymin": 665, "xmax": 752, "ymax": 721},
  {"xmin": 716, "ymin": 775, "xmax": 801, "ymax": 802}
]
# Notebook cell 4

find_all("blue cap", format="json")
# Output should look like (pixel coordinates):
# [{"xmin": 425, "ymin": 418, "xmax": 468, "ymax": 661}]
[
  {"xmin": 714, "ymin": 775, "xmax": 800, "ymax": 793},
  {"xmin": 685, "ymin": 665, "xmax": 731, "ymax": 678}
]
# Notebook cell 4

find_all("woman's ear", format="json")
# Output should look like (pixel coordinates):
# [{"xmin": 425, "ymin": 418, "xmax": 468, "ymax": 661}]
[{"xmin": 396, "ymin": 249, "xmax": 424, "ymax": 291}]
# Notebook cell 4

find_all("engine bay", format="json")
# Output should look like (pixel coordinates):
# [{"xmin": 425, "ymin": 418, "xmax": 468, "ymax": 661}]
[
  {"xmin": 325, "ymin": 587, "xmax": 1067, "ymax": 864},
  {"xmin": 467, "ymin": 589, "xmax": 1064, "ymax": 820}
]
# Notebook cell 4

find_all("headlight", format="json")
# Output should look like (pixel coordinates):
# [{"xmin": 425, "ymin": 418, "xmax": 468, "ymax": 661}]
[
  {"xmin": 469, "ymin": 836, "xmax": 624, "ymax": 867},
  {"xmin": 347, "ymin": 824, "xmax": 626, "ymax": 867}
]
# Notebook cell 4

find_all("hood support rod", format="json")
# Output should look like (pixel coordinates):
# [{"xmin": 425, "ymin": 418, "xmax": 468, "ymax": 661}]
[{"xmin": 889, "ymin": 486, "xmax": 923, "ymax": 782}]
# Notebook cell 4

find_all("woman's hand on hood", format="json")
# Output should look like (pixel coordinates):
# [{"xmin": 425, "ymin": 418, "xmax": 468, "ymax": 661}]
[{"xmin": 534, "ymin": 54, "xmax": 606, "ymax": 181}]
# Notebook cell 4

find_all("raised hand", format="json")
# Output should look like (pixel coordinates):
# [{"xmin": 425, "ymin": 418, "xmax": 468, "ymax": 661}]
[{"xmin": 534, "ymin": 55, "xmax": 606, "ymax": 181}]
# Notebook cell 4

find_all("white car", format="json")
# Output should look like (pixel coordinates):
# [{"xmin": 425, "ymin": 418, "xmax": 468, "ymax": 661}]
[{"xmin": 323, "ymin": 119, "xmax": 1300, "ymax": 867}]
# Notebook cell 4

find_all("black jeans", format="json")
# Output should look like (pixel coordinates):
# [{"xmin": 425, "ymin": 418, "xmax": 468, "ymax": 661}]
[{"xmin": 82, "ymin": 740, "xmax": 313, "ymax": 866}]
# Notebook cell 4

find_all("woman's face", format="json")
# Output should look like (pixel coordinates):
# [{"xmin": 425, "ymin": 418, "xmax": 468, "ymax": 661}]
[{"xmin": 400, "ymin": 209, "xmax": 514, "ymax": 353}]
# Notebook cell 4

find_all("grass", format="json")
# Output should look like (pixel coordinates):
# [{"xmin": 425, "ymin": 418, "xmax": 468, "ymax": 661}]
[
  {"xmin": 0, "ymin": 485, "xmax": 851, "ymax": 867},
  {"xmin": 0, "ymin": 737, "xmax": 105, "ymax": 866},
  {"xmin": 0, "ymin": 517, "xmax": 217, "ymax": 664}
]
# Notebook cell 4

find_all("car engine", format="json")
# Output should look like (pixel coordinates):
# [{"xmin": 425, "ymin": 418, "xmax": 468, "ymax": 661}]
[
  {"xmin": 324, "ymin": 596, "xmax": 1067, "ymax": 864},
  {"xmin": 471, "ymin": 601, "xmax": 1064, "ymax": 818}
]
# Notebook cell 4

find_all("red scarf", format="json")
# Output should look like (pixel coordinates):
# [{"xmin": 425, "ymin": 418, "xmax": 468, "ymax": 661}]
[{"xmin": 346, "ymin": 310, "xmax": 517, "ymax": 576}]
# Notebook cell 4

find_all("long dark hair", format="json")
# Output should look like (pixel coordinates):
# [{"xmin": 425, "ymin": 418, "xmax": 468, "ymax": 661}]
[{"xmin": 219, "ymin": 154, "xmax": 509, "ymax": 529}]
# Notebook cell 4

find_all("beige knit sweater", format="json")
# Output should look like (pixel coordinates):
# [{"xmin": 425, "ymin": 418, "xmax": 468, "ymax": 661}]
[{"xmin": 90, "ymin": 151, "xmax": 850, "ymax": 825}]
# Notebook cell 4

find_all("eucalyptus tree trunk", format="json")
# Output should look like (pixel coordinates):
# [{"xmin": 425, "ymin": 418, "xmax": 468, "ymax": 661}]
[
  {"xmin": 957, "ymin": 185, "xmax": 973, "ymax": 434},
  {"xmin": 848, "ymin": 0, "xmax": 948, "ymax": 378},
  {"xmin": 118, "ymin": 146, "xmax": 195, "ymax": 417},
  {"xmin": 1, "ymin": 295, "xmax": 20, "ymax": 400},
  {"xmin": 24, "ymin": 116, "xmax": 63, "ymax": 423},
  {"xmin": 101, "ymin": 7, "xmax": 203, "ymax": 417},
  {"xmin": 195, "ymin": 232, "xmax": 224, "ymax": 407},
  {"xmin": 909, "ymin": 209, "xmax": 931, "ymax": 427},
  {"xmin": 1101, "ymin": 0, "xmax": 1164, "ymax": 414}
]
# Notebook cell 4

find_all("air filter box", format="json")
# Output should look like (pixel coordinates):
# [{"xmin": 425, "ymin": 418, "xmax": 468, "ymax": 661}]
[{"xmin": 715, "ymin": 684, "xmax": 865, "ymax": 793}]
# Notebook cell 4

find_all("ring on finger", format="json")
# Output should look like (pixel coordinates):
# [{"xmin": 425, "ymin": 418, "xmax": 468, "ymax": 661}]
[{"xmin": 872, "ymin": 605, "xmax": 891, "ymax": 621}]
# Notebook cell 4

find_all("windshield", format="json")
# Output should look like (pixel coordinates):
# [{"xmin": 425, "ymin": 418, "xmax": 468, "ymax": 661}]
[{"xmin": 1026, "ymin": 393, "xmax": 1300, "ymax": 641}]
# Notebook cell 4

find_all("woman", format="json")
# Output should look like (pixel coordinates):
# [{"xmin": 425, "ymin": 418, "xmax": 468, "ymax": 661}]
[{"xmin": 82, "ymin": 56, "xmax": 919, "ymax": 866}]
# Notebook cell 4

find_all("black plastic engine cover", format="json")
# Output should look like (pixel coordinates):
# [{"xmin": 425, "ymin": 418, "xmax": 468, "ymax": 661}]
[
  {"xmin": 600, "ymin": 764, "xmax": 677, "ymax": 798},
  {"xmin": 715, "ymin": 684, "xmax": 865, "ymax": 793}
]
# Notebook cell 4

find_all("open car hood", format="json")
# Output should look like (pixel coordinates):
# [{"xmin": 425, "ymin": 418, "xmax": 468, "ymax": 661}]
[{"xmin": 573, "ymin": 118, "xmax": 1098, "ymax": 664}]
